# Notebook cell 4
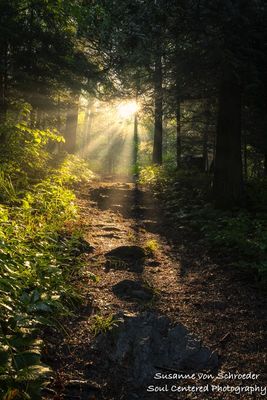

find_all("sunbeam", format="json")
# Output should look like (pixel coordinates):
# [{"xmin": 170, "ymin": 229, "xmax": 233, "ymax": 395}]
[
  {"xmin": 117, "ymin": 101, "xmax": 138, "ymax": 119},
  {"xmin": 77, "ymin": 98, "xmax": 146, "ymax": 178}
]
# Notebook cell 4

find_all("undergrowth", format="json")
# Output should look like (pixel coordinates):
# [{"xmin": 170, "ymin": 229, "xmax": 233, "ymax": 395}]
[
  {"xmin": 144, "ymin": 239, "xmax": 159, "ymax": 255},
  {"xmin": 139, "ymin": 165, "xmax": 267, "ymax": 286},
  {"xmin": 90, "ymin": 314, "xmax": 122, "ymax": 337},
  {"xmin": 0, "ymin": 107, "xmax": 94, "ymax": 399}
]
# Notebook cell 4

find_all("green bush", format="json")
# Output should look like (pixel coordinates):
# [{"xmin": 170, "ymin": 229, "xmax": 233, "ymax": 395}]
[
  {"xmin": 139, "ymin": 165, "xmax": 267, "ymax": 284},
  {"xmin": 138, "ymin": 164, "xmax": 176, "ymax": 190},
  {"xmin": 0, "ymin": 177, "xmax": 86, "ymax": 399},
  {"xmin": 0, "ymin": 106, "xmax": 63, "ymax": 188},
  {"xmin": 0, "ymin": 105, "xmax": 95, "ymax": 399},
  {"xmin": 247, "ymin": 177, "xmax": 267, "ymax": 211},
  {"xmin": 53, "ymin": 154, "xmax": 95, "ymax": 186},
  {"xmin": 139, "ymin": 165, "xmax": 211, "ymax": 213},
  {"xmin": 201, "ymin": 212, "xmax": 267, "ymax": 282}
]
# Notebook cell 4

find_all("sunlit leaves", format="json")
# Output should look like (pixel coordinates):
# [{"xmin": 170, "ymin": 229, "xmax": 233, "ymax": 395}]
[{"xmin": 0, "ymin": 156, "xmax": 93, "ymax": 399}]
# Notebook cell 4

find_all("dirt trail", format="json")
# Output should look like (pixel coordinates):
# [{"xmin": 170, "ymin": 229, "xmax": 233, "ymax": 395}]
[{"xmin": 44, "ymin": 181, "xmax": 267, "ymax": 400}]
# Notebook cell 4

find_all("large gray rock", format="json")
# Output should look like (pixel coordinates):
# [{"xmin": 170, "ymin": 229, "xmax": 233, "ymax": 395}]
[{"xmin": 94, "ymin": 312, "xmax": 218, "ymax": 387}]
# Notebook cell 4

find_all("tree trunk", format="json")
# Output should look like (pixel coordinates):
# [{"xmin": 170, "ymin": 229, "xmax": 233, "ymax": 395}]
[
  {"xmin": 84, "ymin": 103, "xmax": 94, "ymax": 153},
  {"xmin": 202, "ymin": 104, "xmax": 210, "ymax": 172},
  {"xmin": 133, "ymin": 112, "xmax": 138, "ymax": 165},
  {"xmin": 264, "ymin": 153, "xmax": 267, "ymax": 176},
  {"xmin": 64, "ymin": 94, "xmax": 79, "ymax": 154},
  {"xmin": 213, "ymin": 64, "xmax": 243, "ymax": 208},
  {"xmin": 176, "ymin": 99, "xmax": 181, "ymax": 168},
  {"xmin": 243, "ymin": 132, "xmax": 248, "ymax": 181},
  {"xmin": 152, "ymin": 49, "xmax": 163, "ymax": 165},
  {"xmin": 202, "ymin": 129, "xmax": 208, "ymax": 172}
]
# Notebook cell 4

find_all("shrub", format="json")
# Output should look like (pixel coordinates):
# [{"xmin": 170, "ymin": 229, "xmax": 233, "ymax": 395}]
[
  {"xmin": 0, "ymin": 106, "xmax": 63, "ymax": 187},
  {"xmin": 139, "ymin": 165, "xmax": 267, "ymax": 284},
  {"xmin": 0, "ymin": 115, "xmax": 94, "ymax": 398},
  {"xmin": 201, "ymin": 212, "xmax": 267, "ymax": 282},
  {"xmin": 0, "ymin": 177, "xmax": 86, "ymax": 399}
]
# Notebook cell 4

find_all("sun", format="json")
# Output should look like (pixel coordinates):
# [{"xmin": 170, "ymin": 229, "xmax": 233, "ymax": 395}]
[{"xmin": 117, "ymin": 101, "xmax": 138, "ymax": 119}]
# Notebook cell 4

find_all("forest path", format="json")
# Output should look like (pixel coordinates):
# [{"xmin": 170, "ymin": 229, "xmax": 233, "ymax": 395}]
[{"xmin": 44, "ymin": 181, "xmax": 267, "ymax": 400}]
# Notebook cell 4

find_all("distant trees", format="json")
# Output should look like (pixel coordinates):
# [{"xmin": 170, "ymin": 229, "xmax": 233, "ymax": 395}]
[
  {"xmin": 1, "ymin": 0, "xmax": 266, "ymax": 209},
  {"xmin": 0, "ymin": 0, "xmax": 101, "ymax": 150},
  {"xmin": 83, "ymin": 0, "xmax": 267, "ymax": 208}
]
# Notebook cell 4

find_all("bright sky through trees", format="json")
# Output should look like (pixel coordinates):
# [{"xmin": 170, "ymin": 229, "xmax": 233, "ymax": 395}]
[{"xmin": 117, "ymin": 101, "xmax": 138, "ymax": 119}]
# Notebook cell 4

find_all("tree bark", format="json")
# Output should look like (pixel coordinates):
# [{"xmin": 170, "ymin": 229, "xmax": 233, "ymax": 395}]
[
  {"xmin": 202, "ymin": 103, "xmax": 210, "ymax": 172},
  {"xmin": 264, "ymin": 153, "xmax": 267, "ymax": 176},
  {"xmin": 176, "ymin": 99, "xmax": 181, "ymax": 168},
  {"xmin": 64, "ymin": 94, "xmax": 79, "ymax": 154},
  {"xmin": 133, "ymin": 112, "xmax": 138, "ymax": 166},
  {"xmin": 84, "ymin": 102, "xmax": 94, "ymax": 152},
  {"xmin": 213, "ymin": 64, "xmax": 243, "ymax": 208},
  {"xmin": 202, "ymin": 129, "xmax": 208, "ymax": 172},
  {"xmin": 243, "ymin": 132, "xmax": 248, "ymax": 181},
  {"xmin": 152, "ymin": 49, "xmax": 163, "ymax": 165}
]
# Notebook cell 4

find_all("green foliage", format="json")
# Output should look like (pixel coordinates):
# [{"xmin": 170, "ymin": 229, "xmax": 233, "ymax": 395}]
[
  {"xmin": 54, "ymin": 154, "xmax": 95, "ymax": 186},
  {"xmin": 139, "ymin": 165, "xmax": 211, "ymax": 210},
  {"xmin": 138, "ymin": 165, "xmax": 170, "ymax": 189},
  {"xmin": 0, "ymin": 105, "xmax": 64, "ymax": 188},
  {"xmin": 0, "ymin": 123, "xmax": 94, "ymax": 398},
  {"xmin": 144, "ymin": 239, "xmax": 159, "ymax": 255},
  {"xmin": 0, "ymin": 172, "xmax": 17, "ymax": 203},
  {"xmin": 90, "ymin": 315, "xmax": 121, "ymax": 337},
  {"xmin": 247, "ymin": 177, "xmax": 267, "ymax": 211},
  {"xmin": 139, "ymin": 165, "xmax": 267, "ymax": 285},
  {"xmin": 201, "ymin": 212, "xmax": 267, "ymax": 283},
  {"xmin": 0, "ymin": 179, "xmax": 84, "ymax": 399}
]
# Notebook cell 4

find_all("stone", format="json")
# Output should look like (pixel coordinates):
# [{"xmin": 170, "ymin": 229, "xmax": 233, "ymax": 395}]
[
  {"xmin": 131, "ymin": 290, "xmax": 152, "ymax": 300},
  {"xmin": 97, "ymin": 233, "xmax": 121, "ymax": 239},
  {"xmin": 105, "ymin": 246, "xmax": 146, "ymax": 272},
  {"xmin": 105, "ymin": 246, "xmax": 146, "ymax": 260},
  {"xmin": 94, "ymin": 312, "xmax": 218, "ymax": 388},
  {"xmin": 112, "ymin": 280, "xmax": 154, "ymax": 301},
  {"xmin": 102, "ymin": 226, "xmax": 122, "ymax": 232}
]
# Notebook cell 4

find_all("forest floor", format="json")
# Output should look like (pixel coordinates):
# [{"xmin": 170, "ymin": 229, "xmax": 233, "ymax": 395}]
[{"xmin": 43, "ymin": 180, "xmax": 266, "ymax": 400}]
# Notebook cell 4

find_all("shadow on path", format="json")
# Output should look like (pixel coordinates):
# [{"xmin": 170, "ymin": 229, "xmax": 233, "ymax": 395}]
[{"xmin": 43, "ymin": 181, "xmax": 267, "ymax": 400}]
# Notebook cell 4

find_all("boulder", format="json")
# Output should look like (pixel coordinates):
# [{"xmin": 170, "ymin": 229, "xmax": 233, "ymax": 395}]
[{"xmin": 94, "ymin": 312, "xmax": 218, "ymax": 387}]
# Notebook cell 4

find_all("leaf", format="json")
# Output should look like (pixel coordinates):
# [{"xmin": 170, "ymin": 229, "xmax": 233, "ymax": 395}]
[
  {"xmin": 0, "ymin": 302, "xmax": 13, "ymax": 312},
  {"xmin": 28, "ymin": 302, "xmax": 52, "ymax": 313},
  {"xmin": 13, "ymin": 351, "xmax": 41, "ymax": 370},
  {"xmin": 9, "ymin": 335, "xmax": 36, "ymax": 351},
  {"xmin": 31, "ymin": 290, "xmax": 40, "ymax": 303},
  {"xmin": 3, "ymin": 389, "xmax": 21, "ymax": 400},
  {"xmin": 33, "ymin": 316, "xmax": 55, "ymax": 326},
  {"xmin": 0, "ymin": 350, "xmax": 9, "ymax": 369}
]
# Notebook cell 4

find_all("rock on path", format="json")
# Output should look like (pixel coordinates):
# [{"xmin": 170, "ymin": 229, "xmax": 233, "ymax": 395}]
[{"xmin": 93, "ymin": 311, "xmax": 218, "ymax": 388}]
